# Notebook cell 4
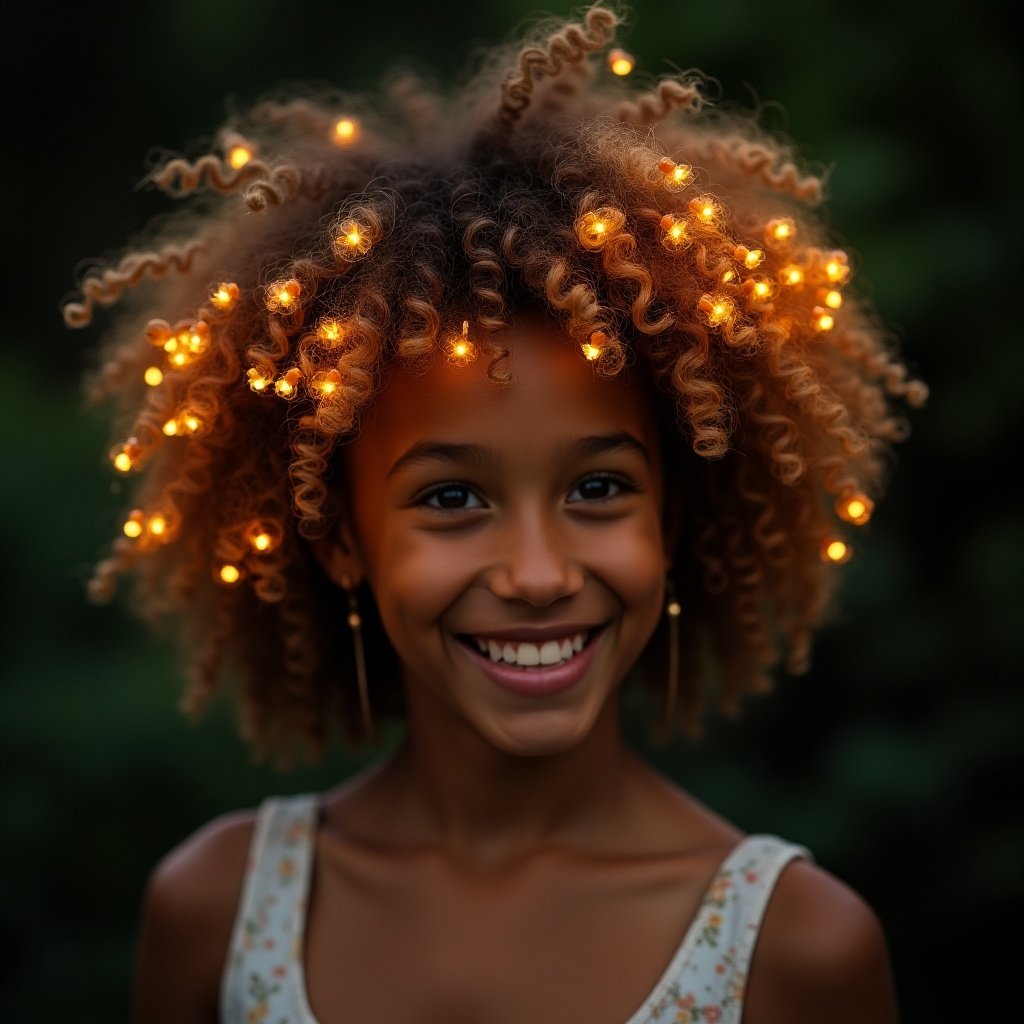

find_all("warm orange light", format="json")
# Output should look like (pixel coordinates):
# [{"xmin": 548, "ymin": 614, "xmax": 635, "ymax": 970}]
[
  {"xmin": 274, "ymin": 367, "xmax": 303, "ymax": 398},
  {"xmin": 147, "ymin": 514, "xmax": 167, "ymax": 538},
  {"xmin": 444, "ymin": 321, "xmax": 477, "ymax": 366},
  {"xmin": 735, "ymin": 245, "xmax": 764, "ymax": 269},
  {"xmin": 765, "ymin": 218, "xmax": 796, "ymax": 247},
  {"xmin": 780, "ymin": 265, "xmax": 804, "ymax": 287},
  {"xmin": 246, "ymin": 520, "xmax": 282, "ymax": 553},
  {"xmin": 265, "ymin": 278, "xmax": 301, "ymax": 312},
  {"xmin": 247, "ymin": 367, "xmax": 271, "ymax": 392},
  {"xmin": 316, "ymin": 319, "xmax": 346, "ymax": 347},
  {"xmin": 210, "ymin": 282, "xmax": 239, "ymax": 310},
  {"xmin": 122, "ymin": 510, "xmax": 145, "ymax": 539},
  {"xmin": 228, "ymin": 145, "xmax": 252, "ymax": 169},
  {"xmin": 334, "ymin": 219, "xmax": 372, "ymax": 257},
  {"xmin": 311, "ymin": 368, "xmax": 343, "ymax": 397},
  {"xmin": 608, "ymin": 48, "xmax": 635, "ymax": 75},
  {"xmin": 581, "ymin": 331, "xmax": 607, "ymax": 361},
  {"xmin": 744, "ymin": 276, "xmax": 773, "ymax": 302},
  {"xmin": 657, "ymin": 157, "xmax": 692, "ymax": 190},
  {"xmin": 660, "ymin": 214, "xmax": 689, "ymax": 249},
  {"xmin": 698, "ymin": 293, "xmax": 736, "ymax": 328},
  {"xmin": 812, "ymin": 307, "xmax": 835, "ymax": 332},
  {"xmin": 218, "ymin": 563, "xmax": 242, "ymax": 584},
  {"xmin": 109, "ymin": 439, "xmax": 141, "ymax": 473},
  {"xmin": 820, "ymin": 288, "xmax": 843, "ymax": 309},
  {"xmin": 576, "ymin": 207, "xmax": 624, "ymax": 249},
  {"xmin": 821, "ymin": 538, "xmax": 852, "ymax": 564},
  {"xmin": 689, "ymin": 196, "xmax": 719, "ymax": 224},
  {"xmin": 331, "ymin": 117, "xmax": 360, "ymax": 145},
  {"xmin": 143, "ymin": 366, "xmax": 164, "ymax": 387},
  {"xmin": 837, "ymin": 493, "xmax": 874, "ymax": 526},
  {"xmin": 824, "ymin": 251, "xmax": 850, "ymax": 283},
  {"xmin": 162, "ymin": 418, "xmax": 178, "ymax": 436}
]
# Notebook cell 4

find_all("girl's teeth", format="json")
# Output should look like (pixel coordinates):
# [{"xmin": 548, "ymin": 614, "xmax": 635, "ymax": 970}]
[{"xmin": 472, "ymin": 632, "xmax": 589, "ymax": 667}]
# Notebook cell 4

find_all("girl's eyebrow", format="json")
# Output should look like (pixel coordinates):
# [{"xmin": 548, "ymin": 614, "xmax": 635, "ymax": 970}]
[{"xmin": 386, "ymin": 431, "xmax": 650, "ymax": 480}]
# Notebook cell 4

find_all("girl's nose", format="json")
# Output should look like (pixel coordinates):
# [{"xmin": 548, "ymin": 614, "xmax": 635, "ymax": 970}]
[{"xmin": 487, "ymin": 512, "xmax": 585, "ymax": 607}]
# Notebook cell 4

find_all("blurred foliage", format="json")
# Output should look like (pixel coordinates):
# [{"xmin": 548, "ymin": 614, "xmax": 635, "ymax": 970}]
[{"xmin": 2, "ymin": 0, "xmax": 1020, "ymax": 1019}]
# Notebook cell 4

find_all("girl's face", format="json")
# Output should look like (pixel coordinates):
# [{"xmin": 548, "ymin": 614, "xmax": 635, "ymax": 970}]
[{"xmin": 327, "ymin": 314, "xmax": 670, "ymax": 756}]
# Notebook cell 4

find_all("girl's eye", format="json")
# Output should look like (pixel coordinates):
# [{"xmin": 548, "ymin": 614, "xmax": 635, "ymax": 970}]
[
  {"xmin": 568, "ymin": 474, "xmax": 632, "ymax": 503},
  {"xmin": 420, "ymin": 484, "xmax": 485, "ymax": 511}
]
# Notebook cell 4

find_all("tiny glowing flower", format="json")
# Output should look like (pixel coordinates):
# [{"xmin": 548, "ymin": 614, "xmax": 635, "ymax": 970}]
[
  {"xmin": 444, "ymin": 320, "xmax": 477, "ymax": 366},
  {"xmin": 657, "ymin": 157, "xmax": 692, "ymax": 191},
  {"xmin": 688, "ymin": 195, "xmax": 720, "ymax": 225},
  {"xmin": 580, "ymin": 330, "xmax": 607, "ymax": 361},
  {"xmin": 210, "ymin": 282, "xmax": 240, "ymax": 310},
  {"xmin": 333, "ymin": 219, "xmax": 373, "ymax": 258},
  {"xmin": 265, "ymin": 278, "xmax": 302, "ymax": 313},
  {"xmin": 698, "ymin": 293, "xmax": 736, "ymax": 328},
  {"xmin": 247, "ymin": 367, "xmax": 271, "ymax": 393},
  {"xmin": 765, "ymin": 217, "xmax": 796, "ymax": 247},
  {"xmin": 576, "ymin": 207, "xmax": 625, "ymax": 249},
  {"xmin": 607, "ymin": 48, "xmax": 634, "ymax": 75},
  {"xmin": 310, "ymin": 368, "xmax": 343, "ymax": 397},
  {"xmin": 316, "ymin": 318, "xmax": 347, "ymax": 348},
  {"xmin": 743, "ymin": 276, "xmax": 774, "ymax": 303},
  {"xmin": 660, "ymin": 214, "xmax": 689, "ymax": 249},
  {"xmin": 274, "ymin": 367, "xmax": 303, "ymax": 398},
  {"xmin": 734, "ymin": 245, "xmax": 764, "ymax": 269}
]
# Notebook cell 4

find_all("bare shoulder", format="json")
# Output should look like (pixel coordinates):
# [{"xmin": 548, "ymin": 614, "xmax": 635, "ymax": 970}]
[
  {"xmin": 132, "ymin": 808, "xmax": 259, "ymax": 1024},
  {"xmin": 743, "ymin": 856, "xmax": 901, "ymax": 1024}
]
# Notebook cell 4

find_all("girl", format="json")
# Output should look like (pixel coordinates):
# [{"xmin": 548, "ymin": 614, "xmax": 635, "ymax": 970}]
[{"xmin": 65, "ymin": 5, "xmax": 926, "ymax": 1022}]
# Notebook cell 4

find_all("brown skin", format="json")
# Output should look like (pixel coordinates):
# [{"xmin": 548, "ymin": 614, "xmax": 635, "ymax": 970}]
[{"xmin": 132, "ymin": 316, "xmax": 901, "ymax": 1023}]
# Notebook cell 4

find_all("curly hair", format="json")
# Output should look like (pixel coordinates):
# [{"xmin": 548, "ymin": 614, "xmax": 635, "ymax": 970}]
[{"xmin": 64, "ymin": 4, "xmax": 926, "ymax": 765}]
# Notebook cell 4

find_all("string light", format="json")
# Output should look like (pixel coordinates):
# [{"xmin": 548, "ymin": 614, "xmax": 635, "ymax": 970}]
[
  {"xmin": 210, "ymin": 282, "xmax": 240, "ymax": 310},
  {"xmin": 836, "ymin": 493, "xmax": 873, "ymax": 525},
  {"xmin": 143, "ymin": 366, "xmax": 164, "ymax": 387},
  {"xmin": 743, "ymin": 276, "xmax": 774, "ymax": 303},
  {"xmin": 265, "ymin": 278, "xmax": 301, "ymax": 313},
  {"xmin": 246, "ymin": 520, "xmax": 282, "ymax": 554},
  {"xmin": 689, "ymin": 196, "xmax": 720, "ymax": 226},
  {"xmin": 217, "ymin": 563, "xmax": 243, "ymax": 585},
  {"xmin": 819, "ymin": 288, "xmax": 843, "ymax": 310},
  {"xmin": 824, "ymin": 251, "xmax": 850, "ymax": 284},
  {"xmin": 765, "ymin": 218, "xmax": 796, "ymax": 248},
  {"xmin": 316, "ymin": 318, "xmax": 347, "ymax": 348},
  {"xmin": 146, "ymin": 514, "xmax": 168, "ymax": 539},
  {"xmin": 580, "ymin": 330, "xmax": 607, "ymax": 361},
  {"xmin": 331, "ymin": 117, "xmax": 360, "ymax": 146},
  {"xmin": 811, "ymin": 306, "xmax": 835, "ymax": 332},
  {"xmin": 821, "ymin": 537, "xmax": 853, "ymax": 564},
  {"xmin": 310, "ymin": 368, "xmax": 342, "ymax": 398},
  {"xmin": 122, "ymin": 510, "xmax": 145, "ymax": 539},
  {"xmin": 576, "ymin": 207, "xmax": 625, "ymax": 249},
  {"xmin": 273, "ymin": 367, "xmax": 303, "ymax": 398},
  {"xmin": 227, "ymin": 145, "xmax": 252, "ymax": 170},
  {"xmin": 779, "ymin": 264, "xmax": 805, "ymax": 288},
  {"xmin": 109, "ymin": 439, "xmax": 141, "ymax": 473},
  {"xmin": 698, "ymin": 293, "xmax": 736, "ymax": 328},
  {"xmin": 162, "ymin": 410, "xmax": 203, "ymax": 437},
  {"xmin": 444, "ymin": 320, "xmax": 477, "ymax": 365},
  {"xmin": 734, "ymin": 245, "xmax": 764, "ymax": 269},
  {"xmin": 247, "ymin": 367, "xmax": 271, "ymax": 393},
  {"xmin": 334, "ymin": 219, "xmax": 373, "ymax": 258},
  {"xmin": 659, "ymin": 214, "xmax": 689, "ymax": 249},
  {"xmin": 607, "ymin": 48, "xmax": 635, "ymax": 75},
  {"xmin": 657, "ymin": 157, "xmax": 692, "ymax": 191}
]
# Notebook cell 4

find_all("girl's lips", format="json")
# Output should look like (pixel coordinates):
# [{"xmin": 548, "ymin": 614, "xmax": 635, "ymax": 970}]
[{"xmin": 457, "ymin": 627, "xmax": 604, "ymax": 697}]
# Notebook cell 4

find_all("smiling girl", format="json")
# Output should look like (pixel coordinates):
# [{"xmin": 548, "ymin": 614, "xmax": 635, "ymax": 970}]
[{"xmin": 65, "ymin": 5, "xmax": 925, "ymax": 1022}]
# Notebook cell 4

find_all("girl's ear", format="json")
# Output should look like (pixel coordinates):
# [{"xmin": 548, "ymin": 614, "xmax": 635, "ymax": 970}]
[{"xmin": 311, "ymin": 520, "xmax": 366, "ymax": 588}]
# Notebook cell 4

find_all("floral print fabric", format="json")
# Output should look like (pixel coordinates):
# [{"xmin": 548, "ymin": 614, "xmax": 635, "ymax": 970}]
[{"xmin": 221, "ymin": 794, "xmax": 811, "ymax": 1024}]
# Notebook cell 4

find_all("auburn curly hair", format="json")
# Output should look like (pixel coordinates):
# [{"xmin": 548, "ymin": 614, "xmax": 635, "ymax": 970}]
[{"xmin": 64, "ymin": 4, "xmax": 926, "ymax": 764}]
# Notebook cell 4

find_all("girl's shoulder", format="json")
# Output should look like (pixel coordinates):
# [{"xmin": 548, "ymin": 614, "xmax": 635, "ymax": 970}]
[{"xmin": 133, "ymin": 808, "xmax": 260, "ymax": 1023}]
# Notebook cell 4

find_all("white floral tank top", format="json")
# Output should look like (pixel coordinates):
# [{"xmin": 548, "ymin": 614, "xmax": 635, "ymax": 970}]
[{"xmin": 220, "ymin": 794, "xmax": 811, "ymax": 1023}]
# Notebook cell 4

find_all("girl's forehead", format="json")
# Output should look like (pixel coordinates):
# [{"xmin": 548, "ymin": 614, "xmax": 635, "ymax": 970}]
[{"xmin": 357, "ymin": 317, "xmax": 660, "ymax": 461}]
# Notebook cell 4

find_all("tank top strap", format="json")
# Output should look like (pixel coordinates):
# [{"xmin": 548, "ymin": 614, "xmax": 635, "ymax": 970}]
[
  {"xmin": 220, "ymin": 793, "xmax": 319, "ymax": 1023},
  {"xmin": 635, "ymin": 833, "xmax": 812, "ymax": 1024}
]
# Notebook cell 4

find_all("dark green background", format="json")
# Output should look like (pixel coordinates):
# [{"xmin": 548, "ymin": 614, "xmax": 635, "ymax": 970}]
[{"xmin": 3, "ymin": 0, "xmax": 1020, "ymax": 1019}]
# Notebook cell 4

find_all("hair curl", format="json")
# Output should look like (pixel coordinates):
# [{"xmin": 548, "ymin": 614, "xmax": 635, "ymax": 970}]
[{"xmin": 65, "ymin": 4, "xmax": 926, "ymax": 765}]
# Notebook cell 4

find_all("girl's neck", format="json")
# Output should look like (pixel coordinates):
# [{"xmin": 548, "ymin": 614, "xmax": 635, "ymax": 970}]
[{"xmin": 361, "ymin": 692, "xmax": 642, "ymax": 870}]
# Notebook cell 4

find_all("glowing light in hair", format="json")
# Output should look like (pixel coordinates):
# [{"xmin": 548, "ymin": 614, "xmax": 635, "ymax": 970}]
[
  {"xmin": 311, "ymin": 369, "xmax": 343, "ymax": 397},
  {"xmin": 581, "ymin": 331, "xmax": 607, "ymax": 361},
  {"xmin": 110, "ymin": 439, "xmax": 141, "ymax": 473},
  {"xmin": 744, "ymin": 276, "xmax": 773, "ymax": 302},
  {"xmin": 122, "ymin": 510, "xmax": 145, "ymax": 539},
  {"xmin": 689, "ymin": 196, "xmax": 720, "ymax": 225},
  {"xmin": 331, "ymin": 117, "xmax": 360, "ymax": 145},
  {"xmin": 334, "ymin": 219, "xmax": 373, "ymax": 257},
  {"xmin": 657, "ymin": 157, "xmax": 692, "ymax": 191},
  {"xmin": 608, "ymin": 49, "xmax": 635, "ymax": 75},
  {"xmin": 576, "ymin": 207, "xmax": 624, "ymax": 249},
  {"xmin": 147, "ymin": 514, "xmax": 168, "ymax": 538},
  {"xmin": 811, "ymin": 306, "xmax": 835, "ymax": 332},
  {"xmin": 820, "ymin": 288, "xmax": 843, "ymax": 309},
  {"xmin": 247, "ymin": 367, "xmax": 271, "ymax": 393},
  {"xmin": 144, "ymin": 366, "xmax": 164, "ymax": 387},
  {"xmin": 316, "ymin": 318, "xmax": 347, "ymax": 347},
  {"xmin": 162, "ymin": 410, "xmax": 203, "ymax": 436},
  {"xmin": 821, "ymin": 537, "xmax": 852, "ymax": 564},
  {"xmin": 836, "ymin": 493, "xmax": 873, "ymax": 525},
  {"xmin": 227, "ymin": 145, "xmax": 252, "ymax": 170},
  {"xmin": 274, "ymin": 367, "xmax": 302, "ymax": 398},
  {"xmin": 765, "ymin": 218, "xmax": 796, "ymax": 247},
  {"xmin": 780, "ymin": 265, "xmax": 804, "ymax": 287},
  {"xmin": 734, "ymin": 245, "xmax": 764, "ymax": 269},
  {"xmin": 444, "ymin": 321, "xmax": 477, "ymax": 366},
  {"xmin": 824, "ymin": 251, "xmax": 850, "ymax": 283},
  {"xmin": 218, "ymin": 563, "xmax": 242, "ymax": 585},
  {"xmin": 659, "ymin": 214, "xmax": 689, "ymax": 249},
  {"xmin": 698, "ymin": 293, "xmax": 736, "ymax": 328},
  {"xmin": 210, "ymin": 282, "xmax": 240, "ymax": 310},
  {"xmin": 246, "ymin": 520, "xmax": 282, "ymax": 553},
  {"xmin": 265, "ymin": 278, "xmax": 301, "ymax": 313}
]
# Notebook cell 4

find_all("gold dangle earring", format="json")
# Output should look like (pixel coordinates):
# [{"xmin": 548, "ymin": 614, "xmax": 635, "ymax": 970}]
[
  {"xmin": 663, "ymin": 577, "xmax": 681, "ymax": 734},
  {"xmin": 341, "ymin": 574, "xmax": 376, "ymax": 744}
]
